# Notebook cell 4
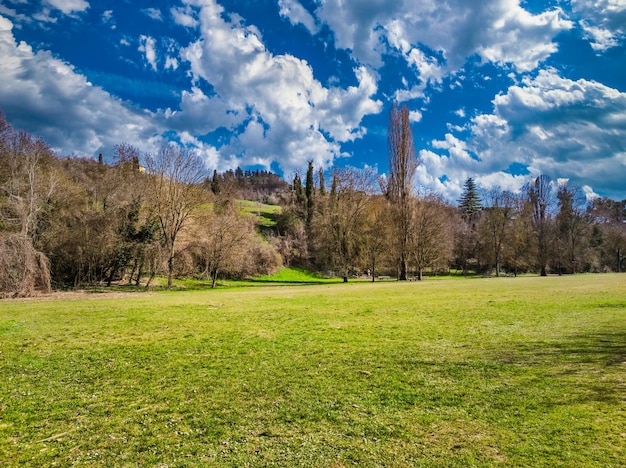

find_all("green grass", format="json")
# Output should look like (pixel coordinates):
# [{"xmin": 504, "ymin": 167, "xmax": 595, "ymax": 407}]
[
  {"xmin": 253, "ymin": 267, "xmax": 342, "ymax": 284},
  {"xmin": 237, "ymin": 200, "xmax": 282, "ymax": 227},
  {"xmin": 1, "ymin": 275, "xmax": 625, "ymax": 466}
]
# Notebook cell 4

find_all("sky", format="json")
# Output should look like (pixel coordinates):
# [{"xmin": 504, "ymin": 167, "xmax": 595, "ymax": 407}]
[{"xmin": 0, "ymin": 0, "xmax": 625, "ymax": 202}]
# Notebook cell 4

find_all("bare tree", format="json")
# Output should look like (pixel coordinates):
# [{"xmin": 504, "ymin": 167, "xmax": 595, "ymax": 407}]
[
  {"xmin": 386, "ymin": 102, "xmax": 418, "ymax": 280},
  {"xmin": 362, "ymin": 195, "xmax": 391, "ymax": 281},
  {"xmin": 555, "ymin": 182, "xmax": 591, "ymax": 274},
  {"xmin": 317, "ymin": 166, "xmax": 377, "ymax": 282},
  {"xmin": 479, "ymin": 187, "xmax": 516, "ymax": 277},
  {"xmin": 526, "ymin": 175, "xmax": 555, "ymax": 276},
  {"xmin": 408, "ymin": 196, "xmax": 455, "ymax": 280},
  {"xmin": 0, "ymin": 120, "xmax": 54, "ymax": 295},
  {"xmin": 190, "ymin": 207, "xmax": 255, "ymax": 288},
  {"xmin": 145, "ymin": 143, "xmax": 207, "ymax": 289}
]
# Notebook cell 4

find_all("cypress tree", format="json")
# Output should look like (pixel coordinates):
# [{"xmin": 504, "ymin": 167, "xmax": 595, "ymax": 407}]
[
  {"xmin": 318, "ymin": 168, "xmax": 326, "ymax": 196},
  {"xmin": 305, "ymin": 160, "xmax": 315, "ymax": 227}
]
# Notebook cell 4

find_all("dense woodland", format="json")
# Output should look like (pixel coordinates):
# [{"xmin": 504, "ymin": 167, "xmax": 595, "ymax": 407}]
[{"xmin": 1, "ymin": 106, "xmax": 625, "ymax": 296}]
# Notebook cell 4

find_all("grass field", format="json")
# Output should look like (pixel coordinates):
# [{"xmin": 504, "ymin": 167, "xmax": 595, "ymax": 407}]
[{"xmin": 1, "ymin": 275, "xmax": 625, "ymax": 466}]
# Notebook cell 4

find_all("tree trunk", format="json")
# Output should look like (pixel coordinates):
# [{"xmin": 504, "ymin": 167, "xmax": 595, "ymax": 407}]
[
  {"xmin": 399, "ymin": 255, "xmax": 408, "ymax": 280},
  {"xmin": 211, "ymin": 269, "xmax": 219, "ymax": 288},
  {"xmin": 167, "ymin": 257, "xmax": 174, "ymax": 289},
  {"xmin": 145, "ymin": 270, "xmax": 156, "ymax": 289}
]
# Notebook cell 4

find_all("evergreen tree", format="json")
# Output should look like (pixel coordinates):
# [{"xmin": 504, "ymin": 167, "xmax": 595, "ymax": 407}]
[
  {"xmin": 318, "ymin": 168, "xmax": 326, "ymax": 196},
  {"xmin": 293, "ymin": 173, "xmax": 306, "ymax": 216},
  {"xmin": 305, "ymin": 160, "xmax": 315, "ymax": 227},
  {"xmin": 458, "ymin": 177, "xmax": 482, "ymax": 222},
  {"xmin": 330, "ymin": 168, "xmax": 338, "ymax": 201},
  {"xmin": 211, "ymin": 169, "xmax": 221, "ymax": 194}
]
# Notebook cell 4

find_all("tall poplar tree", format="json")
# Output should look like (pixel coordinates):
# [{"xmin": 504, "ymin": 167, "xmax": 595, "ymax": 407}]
[{"xmin": 387, "ymin": 102, "xmax": 418, "ymax": 280}]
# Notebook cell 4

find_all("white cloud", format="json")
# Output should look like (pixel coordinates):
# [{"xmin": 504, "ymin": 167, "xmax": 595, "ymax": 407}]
[
  {"xmin": 165, "ymin": 56, "xmax": 179, "ymax": 70},
  {"xmin": 422, "ymin": 69, "xmax": 626, "ymax": 200},
  {"xmin": 142, "ymin": 8, "xmax": 163, "ymax": 22},
  {"xmin": 315, "ymin": 0, "xmax": 572, "ymax": 97},
  {"xmin": 138, "ymin": 35, "xmax": 157, "ymax": 71},
  {"xmin": 44, "ymin": 0, "xmax": 89, "ymax": 15},
  {"xmin": 278, "ymin": 0, "xmax": 319, "ymax": 35},
  {"xmin": 572, "ymin": 0, "xmax": 626, "ymax": 51},
  {"xmin": 409, "ymin": 110, "xmax": 422, "ymax": 123},
  {"xmin": 0, "ymin": 15, "xmax": 168, "ymax": 159},
  {"xmin": 179, "ymin": 0, "xmax": 381, "ymax": 172},
  {"xmin": 171, "ymin": 5, "xmax": 198, "ymax": 28}
]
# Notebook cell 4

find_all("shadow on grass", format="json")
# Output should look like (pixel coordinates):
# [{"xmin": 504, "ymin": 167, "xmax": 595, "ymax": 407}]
[{"xmin": 496, "ymin": 331, "xmax": 626, "ymax": 405}]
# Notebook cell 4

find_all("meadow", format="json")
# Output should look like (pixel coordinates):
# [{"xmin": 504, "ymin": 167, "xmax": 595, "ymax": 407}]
[{"xmin": 1, "ymin": 274, "xmax": 624, "ymax": 466}]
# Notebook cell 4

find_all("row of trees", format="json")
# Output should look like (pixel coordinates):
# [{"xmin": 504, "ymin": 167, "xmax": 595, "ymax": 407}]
[
  {"xmin": 280, "ymin": 103, "xmax": 626, "ymax": 281},
  {"xmin": 1, "ymin": 105, "xmax": 625, "ymax": 296}
]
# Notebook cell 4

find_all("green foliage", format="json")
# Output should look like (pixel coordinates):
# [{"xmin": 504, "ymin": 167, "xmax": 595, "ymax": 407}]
[
  {"xmin": 1, "ymin": 275, "xmax": 624, "ymax": 466},
  {"xmin": 458, "ymin": 177, "xmax": 482, "ymax": 221}
]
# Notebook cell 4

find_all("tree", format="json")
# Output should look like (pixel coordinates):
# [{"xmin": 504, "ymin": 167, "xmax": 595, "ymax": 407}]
[
  {"xmin": 318, "ymin": 168, "xmax": 326, "ymax": 196},
  {"xmin": 458, "ymin": 177, "xmax": 482, "ymax": 223},
  {"xmin": 316, "ymin": 167, "xmax": 376, "ymax": 282},
  {"xmin": 526, "ymin": 175, "xmax": 555, "ymax": 276},
  {"xmin": 555, "ymin": 182, "xmax": 591, "ymax": 274},
  {"xmin": 190, "ymin": 207, "xmax": 255, "ymax": 288},
  {"xmin": 408, "ymin": 196, "xmax": 455, "ymax": 280},
  {"xmin": 0, "ymin": 117, "xmax": 54, "ymax": 296},
  {"xmin": 211, "ymin": 169, "xmax": 221, "ymax": 195},
  {"xmin": 589, "ymin": 197, "xmax": 626, "ymax": 272},
  {"xmin": 478, "ymin": 188, "xmax": 515, "ymax": 277},
  {"xmin": 455, "ymin": 178, "xmax": 482, "ymax": 275},
  {"xmin": 502, "ymin": 192, "xmax": 534, "ymax": 276},
  {"xmin": 305, "ymin": 160, "xmax": 315, "ymax": 229},
  {"xmin": 145, "ymin": 143, "xmax": 207, "ymax": 289},
  {"xmin": 386, "ymin": 102, "xmax": 418, "ymax": 280},
  {"xmin": 362, "ymin": 196, "xmax": 391, "ymax": 281}
]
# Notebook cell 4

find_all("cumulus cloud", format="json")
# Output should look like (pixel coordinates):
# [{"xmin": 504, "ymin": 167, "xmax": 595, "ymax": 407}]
[
  {"xmin": 278, "ymin": 0, "xmax": 319, "ymax": 35},
  {"xmin": 423, "ymin": 69, "xmax": 626, "ymax": 200},
  {"xmin": 315, "ymin": 0, "xmax": 572, "ymax": 98},
  {"xmin": 0, "ymin": 15, "xmax": 165, "ymax": 158},
  {"xmin": 179, "ymin": 0, "xmax": 381, "ymax": 172},
  {"xmin": 572, "ymin": 0, "xmax": 626, "ymax": 51},
  {"xmin": 44, "ymin": 0, "xmax": 89, "ymax": 16}
]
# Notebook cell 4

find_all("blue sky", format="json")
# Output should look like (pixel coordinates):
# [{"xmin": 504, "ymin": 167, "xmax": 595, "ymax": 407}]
[{"xmin": 1, "ymin": 0, "xmax": 625, "ymax": 202}]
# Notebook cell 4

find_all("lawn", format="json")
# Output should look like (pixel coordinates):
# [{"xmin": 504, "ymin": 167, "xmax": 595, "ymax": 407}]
[{"xmin": 1, "ymin": 275, "xmax": 624, "ymax": 466}]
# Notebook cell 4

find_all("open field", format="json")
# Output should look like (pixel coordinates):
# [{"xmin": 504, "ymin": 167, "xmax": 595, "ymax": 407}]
[{"xmin": 1, "ymin": 275, "xmax": 625, "ymax": 466}]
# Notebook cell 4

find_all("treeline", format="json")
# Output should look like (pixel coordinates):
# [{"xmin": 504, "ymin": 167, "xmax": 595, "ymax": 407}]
[
  {"xmin": 0, "ymin": 112, "xmax": 285, "ymax": 296},
  {"xmin": 1, "ymin": 105, "xmax": 625, "ymax": 296},
  {"xmin": 276, "ymin": 103, "xmax": 626, "ymax": 281}
]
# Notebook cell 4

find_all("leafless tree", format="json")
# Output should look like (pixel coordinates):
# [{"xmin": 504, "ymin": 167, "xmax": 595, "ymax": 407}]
[
  {"xmin": 145, "ymin": 143, "xmax": 208, "ymax": 289},
  {"xmin": 526, "ymin": 175, "xmax": 555, "ymax": 276},
  {"xmin": 479, "ymin": 187, "xmax": 516, "ymax": 276},
  {"xmin": 555, "ymin": 182, "xmax": 591, "ymax": 274},
  {"xmin": 386, "ymin": 102, "xmax": 418, "ymax": 280},
  {"xmin": 408, "ymin": 196, "xmax": 455, "ymax": 280},
  {"xmin": 317, "ymin": 166, "xmax": 377, "ymax": 282},
  {"xmin": 0, "ymin": 118, "xmax": 54, "ymax": 295}
]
